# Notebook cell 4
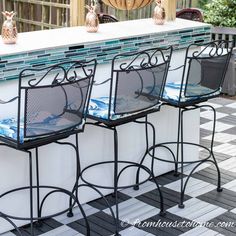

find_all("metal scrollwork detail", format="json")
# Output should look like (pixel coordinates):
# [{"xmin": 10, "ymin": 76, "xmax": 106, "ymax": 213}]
[
  {"xmin": 116, "ymin": 48, "xmax": 170, "ymax": 72},
  {"xmin": 190, "ymin": 40, "xmax": 232, "ymax": 59},
  {"xmin": 19, "ymin": 60, "xmax": 96, "ymax": 88}
]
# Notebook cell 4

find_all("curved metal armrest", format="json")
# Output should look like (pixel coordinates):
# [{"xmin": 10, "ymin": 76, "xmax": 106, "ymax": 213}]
[
  {"xmin": 0, "ymin": 96, "xmax": 19, "ymax": 104},
  {"xmin": 93, "ymin": 78, "xmax": 111, "ymax": 86}
]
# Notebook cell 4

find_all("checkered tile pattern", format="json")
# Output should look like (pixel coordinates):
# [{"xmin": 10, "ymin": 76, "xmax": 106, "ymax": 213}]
[{"xmin": 2, "ymin": 97, "xmax": 236, "ymax": 236}]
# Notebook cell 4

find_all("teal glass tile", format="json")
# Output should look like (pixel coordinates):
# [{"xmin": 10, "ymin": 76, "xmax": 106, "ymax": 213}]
[
  {"xmin": 28, "ymin": 50, "xmax": 46, "ymax": 56},
  {"xmin": 167, "ymin": 31, "xmax": 180, "ymax": 35},
  {"xmin": 74, "ymin": 48, "xmax": 90, "ymax": 52},
  {"xmin": 179, "ymin": 29, "xmax": 194, "ymax": 34},
  {"xmin": 181, "ymin": 35, "xmax": 192, "ymax": 39},
  {"xmin": 1, "ymin": 53, "xmax": 28, "ymax": 60},
  {"xmin": 7, "ymin": 61, "xmax": 24, "ymax": 67},
  {"xmin": 120, "ymin": 37, "xmax": 138, "ymax": 42},
  {"xmin": 85, "ymin": 42, "xmax": 105, "ymax": 48},
  {"xmin": 105, "ymin": 40, "xmax": 120, "ymax": 45},
  {"xmin": 47, "ymin": 47, "xmax": 68, "ymax": 54},
  {"xmin": 27, "ymin": 58, "xmax": 49, "ymax": 64},
  {"xmin": 5, "ymin": 75, "xmax": 19, "ymax": 80}
]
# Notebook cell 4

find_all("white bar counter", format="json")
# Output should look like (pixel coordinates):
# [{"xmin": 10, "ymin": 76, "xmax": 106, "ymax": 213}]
[
  {"xmin": 0, "ymin": 18, "xmax": 210, "ymax": 56},
  {"xmin": 0, "ymin": 18, "xmax": 211, "ymax": 232}
]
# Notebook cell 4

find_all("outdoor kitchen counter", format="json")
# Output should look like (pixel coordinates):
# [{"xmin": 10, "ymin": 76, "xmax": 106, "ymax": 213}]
[
  {"xmin": 0, "ymin": 18, "xmax": 210, "ymax": 56},
  {"xmin": 0, "ymin": 18, "xmax": 211, "ymax": 232}
]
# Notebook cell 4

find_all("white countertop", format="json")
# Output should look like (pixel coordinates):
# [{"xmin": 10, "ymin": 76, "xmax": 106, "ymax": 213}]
[{"xmin": 0, "ymin": 18, "xmax": 210, "ymax": 56}]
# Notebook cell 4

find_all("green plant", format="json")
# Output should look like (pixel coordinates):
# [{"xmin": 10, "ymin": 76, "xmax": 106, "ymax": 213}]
[
  {"xmin": 204, "ymin": 0, "xmax": 236, "ymax": 27},
  {"xmin": 196, "ymin": 0, "xmax": 209, "ymax": 9}
]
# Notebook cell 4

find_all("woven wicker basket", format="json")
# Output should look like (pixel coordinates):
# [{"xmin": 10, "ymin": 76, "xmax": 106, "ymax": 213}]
[{"xmin": 102, "ymin": 0, "xmax": 153, "ymax": 10}]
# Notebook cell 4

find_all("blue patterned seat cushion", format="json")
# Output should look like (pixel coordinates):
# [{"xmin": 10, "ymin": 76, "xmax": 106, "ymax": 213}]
[
  {"xmin": 163, "ymin": 82, "xmax": 220, "ymax": 103},
  {"xmin": 88, "ymin": 96, "xmax": 160, "ymax": 120},
  {"xmin": 143, "ymin": 82, "xmax": 220, "ymax": 104},
  {"xmin": 0, "ymin": 111, "xmax": 83, "ymax": 143}
]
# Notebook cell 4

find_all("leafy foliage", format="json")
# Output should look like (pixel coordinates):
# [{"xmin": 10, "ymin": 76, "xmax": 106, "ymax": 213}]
[
  {"xmin": 204, "ymin": 0, "xmax": 236, "ymax": 27},
  {"xmin": 197, "ymin": 0, "xmax": 209, "ymax": 9}
]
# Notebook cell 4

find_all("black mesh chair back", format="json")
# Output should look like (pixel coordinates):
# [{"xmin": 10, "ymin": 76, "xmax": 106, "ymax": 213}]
[
  {"xmin": 108, "ymin": 47, "xmax": 172, "ymax": 119},
  {"xmin": 182, "ymin": 40, "xmax": 232, "ymax": 102},
  {"xmin": 176, "ymin": 8, "xmax": 203, "ymax": 22},
  {"xmin": 18, "ymin": 60, "xmax": 96, "ymax": 142},
  {"xmin": 97, "ymin": 13, "xmax": 119, "ymax": 23}
]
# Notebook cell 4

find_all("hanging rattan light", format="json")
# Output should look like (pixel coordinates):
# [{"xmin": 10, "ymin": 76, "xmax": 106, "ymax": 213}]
[{"xmin": 102, "ymin": 0, "xmax": 153, "ymax": 10}]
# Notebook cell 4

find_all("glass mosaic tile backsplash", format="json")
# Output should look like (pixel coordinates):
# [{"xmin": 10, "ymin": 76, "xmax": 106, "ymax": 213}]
[{"xmin": 0, "ymin": 26, "xmax": 211, "ymax": 81}]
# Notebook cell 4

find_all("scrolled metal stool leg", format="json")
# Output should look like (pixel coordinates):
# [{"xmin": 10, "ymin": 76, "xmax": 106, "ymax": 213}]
[
  {"xmin": 0, "ymin": 214, "xmax": 22, "ymax": 236},
  {"xmin": 179, "ymin": 109, "xmax": 185, "ymax": 209},
  {"xmin": 182, "ymin": 159, "xmax": 217, "ymax": 198},
  {"xmin": 150, "ymin": 171, "xmax": 165, "ymax": 216},
  {"xmin": 82, "ymin": 122, "xmax": 165, "ymax": 235},
  {"xmin": 35, "ymin": 147, "xmax": 43, "ymax": 228},
  {"xmin": 212, "ymin": 153, "xmax": 223, "ymax": 192},
  {"xmin": 133, "ymin": 116, "xmax": 150, "ymax": 191},
  {"xmin": 208, "ymin": 105, "xmax": 223, "ymax": 192},
  {"xmin": 114, "ymin": 127, "xmax": 121, "ymax": 236},
  {"xmin": 54, "ymin": 137, "xmax": 82, "ymax": 218},
  {"xmin": 77, "ymin": 183, "xmax": 117, "ymax": 236},
  {"xmin": 27, "ymin": 150, "xmax": 34, "ymax": 235},
  {"xmin": 37, "ymin": 187, "xmax": 90, "ymax": 236},
  {"xmin": 117, "ymin": 164, "xmax": 165, "ymax": 216},
  {"xmin": 174, "ymin": 108, "xmax": 182, "ymax": 177}
]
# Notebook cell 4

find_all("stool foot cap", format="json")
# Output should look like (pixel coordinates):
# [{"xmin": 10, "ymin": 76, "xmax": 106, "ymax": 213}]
[
  {"xmin": 67, "ymin": 211, "xmax": 74, "ymax": 217},
  {"xmin": 35, "ymin": 221, "xmax": 43, "ymax": 227},
  {"xmin": 178, "ymin": 204, "xmax": 185, "ymax": 209},
  {"xmin": 133, "ymin": 186, "xmax": 139, "ymax": 191},
  {"xmin": 217, "ymin": 187, "xmax": 223, "ymax": 192},
  {"xmin": 159, "ymin": 211, "xmax": 166, "ymax": 217}
]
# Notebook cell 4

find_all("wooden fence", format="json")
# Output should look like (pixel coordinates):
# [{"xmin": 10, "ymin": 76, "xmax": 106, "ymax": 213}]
[{"xmin": 0, "ymin": 0, "xmax": 85, "ymax": 32}]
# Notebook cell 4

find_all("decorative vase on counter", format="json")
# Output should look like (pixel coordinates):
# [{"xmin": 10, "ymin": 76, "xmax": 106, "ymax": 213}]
[
  {"xmin": 85, "ymin": 1, "xmax": 99, "ymax": 33},
  {"xmin": 1, "ymin": 11, "xmax": 18, "ymax": 44},
  {"xmin": 153, "ymin": 0, "xmax": 165, "ymax": 25}
]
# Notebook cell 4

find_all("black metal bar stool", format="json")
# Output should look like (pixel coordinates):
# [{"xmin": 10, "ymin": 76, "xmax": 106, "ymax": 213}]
[
  {"xmin": 80, "ymin": 46, "xmax": 173, "ymax": 236},
  {"xmin": 137, "ymin": 40, "xmax": 233, "ymax": 208},
  {"xmin": 0, "ymin": 60, "xmax": 96, "ymax": 235}
]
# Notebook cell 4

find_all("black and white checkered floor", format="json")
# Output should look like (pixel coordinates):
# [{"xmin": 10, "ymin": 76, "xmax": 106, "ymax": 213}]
[{"xmin": 3, "ymin": 97, "xmax": 236, "ymax": 236}]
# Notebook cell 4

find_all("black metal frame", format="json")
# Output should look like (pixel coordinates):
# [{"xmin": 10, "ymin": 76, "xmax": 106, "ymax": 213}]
[
  {"xmin": 13, "ymin": 60, "xmax": 95, "ymax": 148},
  {"xmin": 107, "ymin": 47, "xmax": 172, "ymax": 124},
  {"xmin": 0, "ymin": 60, "xmax": 96, "ymax": 235},
  {"xmin": 81, "ymin": 47, "xmax": 173, "ymax": 236},
  {"xmin": 135, "ymin": 40, "xmax": 233, "ymax": 208}
]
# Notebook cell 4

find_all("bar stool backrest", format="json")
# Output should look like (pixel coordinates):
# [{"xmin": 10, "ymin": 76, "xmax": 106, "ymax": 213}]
[
  {"xmin": 181, "ymin": 40, "xmax": 233, "ymax": 102},
  {"xmin": 108, "ymin": 47, "xmax": 172, "ymax": 118},
  {"xmin": 18, "ymin": 60, "xmax": 96, "ymax": 142}
]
